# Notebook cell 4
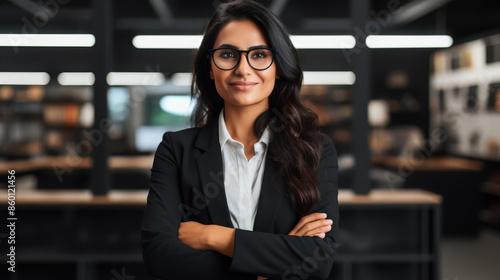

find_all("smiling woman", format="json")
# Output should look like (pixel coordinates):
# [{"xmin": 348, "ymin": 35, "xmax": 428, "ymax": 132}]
[
  {"xmin": 208, "ymin": 19, "xmax": 278, "ymax": 133},
  {"xmin": 141, "ymin": 1, "xmax": 340, "ymax": 279}
]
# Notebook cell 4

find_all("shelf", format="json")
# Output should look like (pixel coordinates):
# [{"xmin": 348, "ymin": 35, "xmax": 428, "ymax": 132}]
[
  {"xmin": 43, "ymin": 99, "xmax": 90, "ymax": 104},
  {"xmin": 44, "ymin": 124, "xmax": 90, "ymax": 129}
]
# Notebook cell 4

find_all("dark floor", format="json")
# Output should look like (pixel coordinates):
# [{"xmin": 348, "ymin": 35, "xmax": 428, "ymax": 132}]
[{"xmin": 442, "ymin": 227, "xmax": 500, "ymax": 280}]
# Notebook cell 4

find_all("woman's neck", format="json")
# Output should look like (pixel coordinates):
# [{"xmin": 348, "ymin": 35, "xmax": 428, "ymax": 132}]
[{"xmin": 223, "ymin": 102, "xmax": 268, "ymax": 145}]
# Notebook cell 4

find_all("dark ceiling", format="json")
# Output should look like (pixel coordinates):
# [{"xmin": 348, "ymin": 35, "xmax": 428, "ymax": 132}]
[
  {"xmin": 0, "ymin": 0, "xmax": 499, "ymax": 73},
  {"xmin": 1, "ymin": 0, "xmax": 499, "ymax": 38}
]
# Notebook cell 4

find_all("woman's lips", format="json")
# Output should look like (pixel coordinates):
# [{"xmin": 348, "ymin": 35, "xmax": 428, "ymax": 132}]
[{"xmin": 229, "ymin": 81, "xmax": 258, "ymax": 91}]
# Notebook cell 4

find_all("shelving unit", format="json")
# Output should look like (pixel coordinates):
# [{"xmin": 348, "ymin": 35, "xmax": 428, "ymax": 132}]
[
  {"xmin": 480, "ymin": 170, "xmax": 500, "ymax": 230},
  {"xmin": 0, "ymin": 189, "xmax": 442, "ymax": 280},
  {"xmin": 0, "ymin": 86, "xmax": 45, "ymax": 158},
  {"xmin": 0, "ymin": 85, "xmax": 94, "ymax": 160},
  {"xmin": 301, "ymin": 85, "xmax": 353, "ymax": 155}
]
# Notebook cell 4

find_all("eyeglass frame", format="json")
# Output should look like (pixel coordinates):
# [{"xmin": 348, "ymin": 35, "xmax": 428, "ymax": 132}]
[{"xmin": 208, "ymin": 46, "xmax": 276, "ymax": 71}]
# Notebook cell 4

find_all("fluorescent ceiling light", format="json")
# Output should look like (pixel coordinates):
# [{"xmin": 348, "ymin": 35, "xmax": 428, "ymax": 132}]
[
  {"xmin": 0, "ymin": 72, "xmax": 50, "ymax": 85},
  {"xmin": 171, "ymin": 73, "xmax": 192, "ymax": 86},
  {"xmin": 366, "ymin": 35, "xmax": 453, "ymax": 48},
  {"xmin": 106, "ymin": 72, "xmax": 165, "ymax": 86},
  {"xmin": 133, "ymin": 35, "xmax": 203, "ymax": 49},
  {"xmin": 303, "ymin": 71, "xmax": 356, "ymax": 85},
  {"xmin": 0, "ymin": 34, "xmax": 95, "ymax": 47},
  {"xmin": 58, "ymin": 72, "xmax": 95, "ymax": 86},
  {"xmin": 132, "ymin": 35, "xmax": 355, "ymax": 49},
  {"xmin": 291, "ymin": 35, "xmax": 355, "ymax": 49}
]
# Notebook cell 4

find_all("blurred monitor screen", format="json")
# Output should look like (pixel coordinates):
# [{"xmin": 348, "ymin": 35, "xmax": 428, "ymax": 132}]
[{"xmin": 136, "ymin": 94, "xmax": 195, "ymax": 152}]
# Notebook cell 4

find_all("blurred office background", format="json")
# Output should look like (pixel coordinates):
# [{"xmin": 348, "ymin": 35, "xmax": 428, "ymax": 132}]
[{"xmin": 1, "ymin": 0, "xmax": 500, "ymax": 279}]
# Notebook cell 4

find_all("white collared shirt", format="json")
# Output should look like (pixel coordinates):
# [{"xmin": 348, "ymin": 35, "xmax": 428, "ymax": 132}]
[{"xmin": 218, "ymin": 107, "xmax": 272, "ymax": 231}]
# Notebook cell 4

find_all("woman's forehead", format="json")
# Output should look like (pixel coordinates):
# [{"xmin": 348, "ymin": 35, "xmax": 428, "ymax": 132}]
[{"xmin": 213, "ymin": 20, "xmax": 269, "ymax": 49}]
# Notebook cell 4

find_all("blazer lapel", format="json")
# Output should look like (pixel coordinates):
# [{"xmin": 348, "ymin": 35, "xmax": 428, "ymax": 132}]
[
  {"xmin": 194, "ymin": 116, "xmax": 284, "ymax": 232},
  {"xmin": 196, "ymin": 119, "xmax": 234, "ymax": 228},
  {"xmin": 253, "ymin": 152, "xmax": 284, "ymax": 232}
]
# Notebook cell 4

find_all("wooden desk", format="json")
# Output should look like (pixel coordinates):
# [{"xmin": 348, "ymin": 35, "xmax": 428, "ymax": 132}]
[
  {"xmin": 372, "ymin": 155, "xmax": 484, "ymax": 237},
  {"xmin": 372, "ymin": 155, "xmax": 484, "ymax": 171},
  {"xmin": 0, "ymin": 188, "xmax": 441, "ymax": 205},
  {"xmin": 0, "ymin": 189, "xmax": 442, "ymax": 280},
  {"xmin": 0, "ymin": 155, "xmax": 155, "ymax": 173}
]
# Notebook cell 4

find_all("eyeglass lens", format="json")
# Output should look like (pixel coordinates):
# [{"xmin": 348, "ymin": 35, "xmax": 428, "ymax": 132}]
[{"xmin": 212, "ymin": 48, "xmax": 273, "ymax": 70}]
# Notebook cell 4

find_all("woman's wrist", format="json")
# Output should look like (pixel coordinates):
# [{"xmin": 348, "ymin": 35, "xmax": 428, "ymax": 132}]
[
  {"xmin": 204, "ymin": 224, "xmax": 216, "ymax": 251},
  {"xmin": 205, "ymin": 225, "xmax": 235, "ymax": 257}
]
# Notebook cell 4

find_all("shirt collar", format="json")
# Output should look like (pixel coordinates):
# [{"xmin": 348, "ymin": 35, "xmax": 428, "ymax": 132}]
[{"xmin": 218, "ymin": 107, "xmax": 272, "ymax": 151}]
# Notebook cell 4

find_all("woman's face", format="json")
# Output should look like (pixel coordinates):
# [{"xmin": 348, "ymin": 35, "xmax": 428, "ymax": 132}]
[{"xmin": 210, "ymin": 20, "xmax": 279, "ymax": 108}]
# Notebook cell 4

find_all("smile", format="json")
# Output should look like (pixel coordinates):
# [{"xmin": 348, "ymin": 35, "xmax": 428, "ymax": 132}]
[{"xmin": 229, "ymin": 81, "xmax": 258, "ymax": 91}]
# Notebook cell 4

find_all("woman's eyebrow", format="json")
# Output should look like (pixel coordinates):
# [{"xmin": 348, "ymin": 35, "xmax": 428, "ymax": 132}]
[
  {"xmin": 216, "ymin": 43, "xmax": 269, "ymax": 49},
  {"xmin": 248, "ymin": 45, "xmax": 269, "ymax": 50}
]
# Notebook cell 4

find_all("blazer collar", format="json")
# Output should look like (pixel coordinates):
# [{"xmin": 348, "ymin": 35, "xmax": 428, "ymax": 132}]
[{"xmin": 194, "ymin": 112, "xmax": 284, "ymax": 232}]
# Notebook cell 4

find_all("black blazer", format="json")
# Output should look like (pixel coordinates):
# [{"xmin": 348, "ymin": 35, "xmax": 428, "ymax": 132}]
[{"xmin": 141, "ymin": 116, "xmax": 340, "ymax": 280}]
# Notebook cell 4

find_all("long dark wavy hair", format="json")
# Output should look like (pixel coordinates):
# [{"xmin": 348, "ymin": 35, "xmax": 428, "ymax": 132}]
[{"xmin": 190, "ymin": 0, "xmax": 324, "ymax": 217}]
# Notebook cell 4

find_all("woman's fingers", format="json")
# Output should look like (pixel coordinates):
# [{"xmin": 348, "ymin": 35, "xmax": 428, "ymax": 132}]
[
  {"xmin": 314, "ymin": 232, "xmax": 326, "ymax": 238},
  {"xmin": 288, "ymin": 213, "xmax": 333, "ymax": 237},
  {"xmin": 304, "ymin": 223, "xmax": 332, "ymax": 237},
  {"xmin": 298, "ymin": 220, "xmax": 332, "ymax": 237},
  {"xmin": 288, "ymin": 213, "xmax": 326, "ymax": 235}
]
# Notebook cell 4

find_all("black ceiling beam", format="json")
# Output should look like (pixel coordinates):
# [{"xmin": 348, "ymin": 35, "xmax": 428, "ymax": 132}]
[
  {"xmin": 269, "ymin": 0, "xmax": 288, "ymax": 17},
  {"xmin": 350, "ymin": 0, "xmax": 372, "ymax": 195},
  {"xmin": 0, "ymin": 7, "xmax": 92, "ymax": 22},
  {"xmin": 91, "ymin": 0, "xmax": 113, "ymax": 196},
  {"xmin": 115, "ymin": 18, "xmax": 207, "ymax": 32},
  {"xmin": 8, "ymin": 0, "xmax": 51, "ymax": 15},
  {"xmin": 148, "ymin": 0, "xmax": 174, "ymax": 24},
  {"xmin": 115, "ymin": 17, "xmax": 354, "ymax": 33},
  {"xmin": 300, "ymin": 18, "xmax": 353, "ymax": 31},
  {"xmin": 389, "ymin": 0, "xmax": 454, "ymax": 27}
]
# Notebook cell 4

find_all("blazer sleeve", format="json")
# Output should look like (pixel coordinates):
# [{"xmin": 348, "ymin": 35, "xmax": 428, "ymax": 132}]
[
  {"xmin": 141, "ymin": 132, "xmax": 256, "ymax": 280},
  {"xmin": 228, "ymin": 135, "xmax": 340, "ymax": 279}
]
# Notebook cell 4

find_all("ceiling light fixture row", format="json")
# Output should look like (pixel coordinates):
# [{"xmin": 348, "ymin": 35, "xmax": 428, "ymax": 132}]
[{"xmin": 0, "ymin": 34, "xmax": 453, "ymax": 49}]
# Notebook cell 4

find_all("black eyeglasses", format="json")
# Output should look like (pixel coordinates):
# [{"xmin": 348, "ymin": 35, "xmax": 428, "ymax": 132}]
[{"xmin": 208, "ymin": 46, "xmax": 275, "ymax": 71}]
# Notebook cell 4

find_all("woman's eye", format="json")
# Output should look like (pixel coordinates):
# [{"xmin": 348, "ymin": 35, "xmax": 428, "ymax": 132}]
[
  {"xmin": 220, "ymin": 51, "xmax": 236, "ymax": 59},
  {"xmin": 252, "ymin": 52, "xmax": 267, "ymax": 59}
]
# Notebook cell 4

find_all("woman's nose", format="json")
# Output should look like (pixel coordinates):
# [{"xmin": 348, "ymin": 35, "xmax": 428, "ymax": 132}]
[{"xmin": 234, "ymin": 53, "xmax": 252, "ymax": 75}]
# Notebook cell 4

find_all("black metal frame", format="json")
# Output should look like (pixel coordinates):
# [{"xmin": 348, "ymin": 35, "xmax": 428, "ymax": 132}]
[
  {"xmin": 208, "ymin": 46, "xmax": 276, "ymax": 71},
  {"xmin": 337, "ymin": 203, "xmax": 442, "ymax": 280}
]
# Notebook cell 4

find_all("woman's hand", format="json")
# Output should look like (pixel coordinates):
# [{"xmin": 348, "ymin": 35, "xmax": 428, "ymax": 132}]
[
  {"xmin": 287, "ymin": 212, "xmax": 333, "ymax": 238},
  {"xmin": 178, "ymin": 221, "xmax": 210, "ymax": 251},
  {"xmin": 255, "ymin": 213, "xmax": 332, "ymax": 280}
]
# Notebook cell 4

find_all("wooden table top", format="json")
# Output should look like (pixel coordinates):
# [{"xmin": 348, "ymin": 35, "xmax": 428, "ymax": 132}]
[
  {"xmin": 371, "ymin": 155, "xmax": 484, "ymax": 171},
  {"xmin": 0, "ymin": 155, "xmax": 155, "ymax": 173},
  {"xmin": 0, "ymin": 188, "xmax": 441, "ymax": 205}
]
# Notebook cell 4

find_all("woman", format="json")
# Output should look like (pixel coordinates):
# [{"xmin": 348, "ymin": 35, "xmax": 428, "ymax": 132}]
[{"xmin": 141, "ymin": 1, "xmax": 340, "ymax": 279}]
